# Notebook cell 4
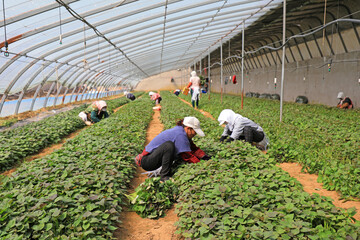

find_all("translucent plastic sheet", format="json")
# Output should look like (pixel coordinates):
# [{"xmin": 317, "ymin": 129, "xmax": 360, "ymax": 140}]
[{"xmin": 0, "ymin": 0, "xmax": 281, "ymax": 99}]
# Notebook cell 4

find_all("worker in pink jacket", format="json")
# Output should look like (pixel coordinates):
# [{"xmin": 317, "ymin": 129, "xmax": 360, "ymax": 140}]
[{"xmin": 149, "ymin": 92, "xmax": 162, "ymax": 104}]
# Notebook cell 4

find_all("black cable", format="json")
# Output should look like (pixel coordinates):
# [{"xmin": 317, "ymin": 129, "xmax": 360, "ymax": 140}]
[
  {"xmin": 55, "ymin": 0, "xmax": 148, "ymax": 77},
  {"xmin": 2, "ymin": 0, "xmax": 9, "ymax": 57},
  {"xmin": 245, "ymin": 19, "xmax": 360, "ymax": 55}
]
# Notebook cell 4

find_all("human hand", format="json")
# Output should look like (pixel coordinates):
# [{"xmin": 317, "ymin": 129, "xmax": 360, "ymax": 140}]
[
  {"xmin": 202, "ymin": 154, "xmax": 211, "ymax": 160},
  {"xmin": 226, "ymin": 137, "xmax": 234, "ymax": 143},
  {"xmin": 220, "ymin": 136, "xmax": 227, "ymax": 142}
]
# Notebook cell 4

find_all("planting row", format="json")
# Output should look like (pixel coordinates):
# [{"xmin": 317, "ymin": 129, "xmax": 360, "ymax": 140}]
[
  {"xmin": 0, "ymin": 97, "xmax": 153, "ymax": 239},
  {"xmin": 179, "ymin": 93, "xmax": 360, "ymax": 199},
  {"xmin": 161, "ymin": 91, "xmax": 360, "ymax": 239},
  {"xmin": 0, "ymin": 93, "xmax": 143, "ymax": 173}
]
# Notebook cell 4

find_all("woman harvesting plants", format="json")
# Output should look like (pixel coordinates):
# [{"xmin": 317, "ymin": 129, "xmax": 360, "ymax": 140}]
[
  {"xmin": 78, "ymin": 100, "xmax": 109, "ymax": 125},
  {"xmin": 218, "ymin": 109, "xmax": 268, "ymax": 150},
  {"xmin": 135, "ymin": 116, "xmax": 210, "ymax": 182}
]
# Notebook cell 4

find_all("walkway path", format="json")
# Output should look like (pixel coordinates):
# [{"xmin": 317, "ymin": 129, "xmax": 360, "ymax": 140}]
[{"xmin": 115, "ymin": 106, "xmax": 182, "ymax": 240}]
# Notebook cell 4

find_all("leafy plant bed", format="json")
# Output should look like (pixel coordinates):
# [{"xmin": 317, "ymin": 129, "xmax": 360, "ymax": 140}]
[
  {"xmin": 126, "ymin": 177, "xmax": 179, "ymax": 219},
  {"xmin": 0, "ymin": 98, "xmax": 153, "ymax": 239},
  {"xmin": 161, "ymin": 91, "xmax": 360, "ymax": 239},
  {"xmin": 178, "ymin": 93, "xmax": 360, "ymax": 199},
  {"xmin": 0, "ymin": 94, "xmax": 143, "ymax": 173}
]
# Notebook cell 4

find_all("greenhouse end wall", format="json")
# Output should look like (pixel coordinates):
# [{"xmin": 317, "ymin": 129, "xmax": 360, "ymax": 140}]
[{"xmin": 209, "ymin": 51, "xmax": 360, "ymax": 108}]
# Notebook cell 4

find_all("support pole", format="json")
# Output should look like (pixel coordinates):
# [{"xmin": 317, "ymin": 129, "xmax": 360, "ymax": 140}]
[
  {"xmin": 280, "ymin": 0, "xmax": 286, "ymax": 122},
  {"xmin": 30, "ymin": 84, "xmax": 43, "ymax": 112},
  {"xmin": 200, "ymin": 57, "xmax": 202, "ymax": 76},
  {"xmin": 208, "ymin": 49, "xmax": 211, "ymax": 100},
  {"xmin": 43, "ymin": 82, "xmax": 56, "ymax": 108},
  {"xmin": 220, "ymin": 38, "xmax": 223, "ymax": 103},
  {"xmin": 241, "ymin": 21, "xmax": 245, "ymax": 109},
  {"xmin": 62, "ymin": 88, "xmax": 69, "ymax": 104}
]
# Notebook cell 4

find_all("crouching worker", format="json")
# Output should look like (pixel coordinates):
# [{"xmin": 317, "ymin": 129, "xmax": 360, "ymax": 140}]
[
  {"xmin": 149, "ymin": 92, "xmax": 162, "ymax": 104},
  {"xmin": 135, "ymin": 117, "xmax": 210, "ymax": 182},
  {"xmin": 173, "ymin": 89, "xmax": 181, "ymax": 96},
  {"xmin": 336, "ymin": 92, "xmax": 353, "ymax": 109},
  {"xmin": 218, "ymin": 109, "xmax": 268, "ymax": 150},
  {"xmin": 126, "ymin": 93, "xmax": 136, "ymax": 101},
  {"xmin": 78, "ymin": 100, "xmax": 109, "ymax": 126}
]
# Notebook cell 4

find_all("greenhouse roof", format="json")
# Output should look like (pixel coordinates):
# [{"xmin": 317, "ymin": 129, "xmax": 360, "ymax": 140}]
[
  {"xmin": 1, "ymin": 0, "xmax": 359, "ymax": 101},
  {"xmin": 0, "ymin": 0, "xmax": 283, "ymax": 95}
]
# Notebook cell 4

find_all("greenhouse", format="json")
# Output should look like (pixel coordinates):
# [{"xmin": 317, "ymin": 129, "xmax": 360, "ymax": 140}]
[{"xmin": 0, "ymin": 0, "xmax": 359, "ymax": 239}]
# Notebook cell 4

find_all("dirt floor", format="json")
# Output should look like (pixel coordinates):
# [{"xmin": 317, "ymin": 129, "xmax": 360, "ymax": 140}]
[
  {"xmin": 178, "ymin": 97, "xmax": 215, "ymax": 120},
  {"xmin": 1, "ymin": 127, "xmax": 89, "ymax": 177},
  {"xmin": 179, "ymin": 97, "xmax": 360, "ymax": 222},
  {"xmin": 115, "ymin": 107, "xmax": 182, "ymax": 240},
  {"xmin": 279, "ymin": 163, "xmax": 360, "ymax": 221}
]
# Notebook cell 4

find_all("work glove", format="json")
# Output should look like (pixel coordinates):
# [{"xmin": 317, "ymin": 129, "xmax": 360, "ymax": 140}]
[
  {"xmin": 202, "ymin": 155, "xmax": 211, "ymax": 160},
  {"xmin": 226, "ymin": 137, "xmax": 234, "ymax": 143},
  {"xmin": 220, "ymin": 136, "xmax": 227, "ymax": 142}
]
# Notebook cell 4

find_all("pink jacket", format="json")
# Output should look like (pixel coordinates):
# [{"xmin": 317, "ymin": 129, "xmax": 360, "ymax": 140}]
[{"xmin": 151, "ymin": 93, "xmax": 161, "ymax": 100}]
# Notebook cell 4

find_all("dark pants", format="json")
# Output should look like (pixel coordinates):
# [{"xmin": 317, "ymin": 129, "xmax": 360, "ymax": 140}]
[
  {"xmin": 141, "ymin": 141, "xmax": 175, "ymax": 177},
  {"xmin": 228, "ymin": 126, "xmax": 264, "ymax": 143},
  {"xmin": 155, "ymin": 97, "xmax": 162, "ymax": 104}
]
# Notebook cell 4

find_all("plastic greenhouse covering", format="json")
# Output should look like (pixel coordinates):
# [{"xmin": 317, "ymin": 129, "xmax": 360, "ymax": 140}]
[{"xmin": 0, "ymin": 0, "xmax": 282, "ymax": 116}]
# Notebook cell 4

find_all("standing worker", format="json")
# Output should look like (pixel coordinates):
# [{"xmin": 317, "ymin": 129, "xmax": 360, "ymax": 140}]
[
  {"xmin": 149, "ymin": 92, "xmax": 162, "ymax": 105},
  {"xmin": 336, "ymin": 92, "xmax": 353, "ymax": 109},
  {"xmin": 218, "ymin": 109, "xmax": 268, "ymax": 150},
  {"xmin": 78, "ymin": 100, "xmax": 109, "ymax": 125},
  {"xmin": 187, "ymin": 71, "xmax": 201, "ymax": 109},
  {"xmin": 126, "ymin": 93, "xmax": 136, "ymax": 101},
  {"xmin": 135, "ymin": 117, "xmax": 210, "ymax": 182}
]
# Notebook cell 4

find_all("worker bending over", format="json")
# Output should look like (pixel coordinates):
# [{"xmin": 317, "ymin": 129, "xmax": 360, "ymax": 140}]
[
  {"xmin": 337, "ymin": 92, "xmax": 353, "ymax": 109},
  {"xmin": 78, "ymin": 100, "xmax": 109, "ymax": 125},
  {"xmin": 126, "ymin": 93, "xmax": 136, "ymax": 101},
  {"xmin": 149, "ymin": 92, "xmax": 162, "ymax": 104},
  {"xmin": 135, "ymin": 117, "xmax": 210, "ymax": 182},
  {"xmin": 218, "ymin": 109, "xmax": 268, "ymax": 150}
]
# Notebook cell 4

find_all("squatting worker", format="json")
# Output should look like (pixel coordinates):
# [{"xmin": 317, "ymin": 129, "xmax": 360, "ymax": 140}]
[
  {"xmin": 78, "ymin": 100, "xmax": 109, "ymax": 125},
  {"xmin": 126, "ymin": 93, "xmax": 136, "ymax": 101},
  {"xmin": 336, "ymin": 92, "xmax": 353, "ymax": 109},
  {"xmin": 149, "ymin": 91, "xmax": 162, "ymax": 105},
  {"xmin": 174, "ymin": 89, "xmax": 181, "ymax": 96},
  {"xmin": 135, "ymin": 116, "xmax": 210, "ymax": 182},
  {"xmin": 187, "ymin": 71, "xmax": 201, "ymax": 109},
  {"xmin": 218, "ymin": 109, "xmax": 268, "ymax": 150}
]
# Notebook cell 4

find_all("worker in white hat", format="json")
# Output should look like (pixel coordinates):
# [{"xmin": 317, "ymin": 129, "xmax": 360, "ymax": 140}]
[
  {"xmin": 218, "ymin": 109, "xmax": 268, "ymax": 150},
  {"xmin": 336, "ymin": 92, "xmax": 353, "ymax": 109},
  {"xmin": 78, "ymin": 100, "xmax": 109, "ymax": 125},
  {"xmin": 135, "ymin": 116, "xmax": 210, "ymax": 182},
  {"xmin": 149, "ymin": 91, "xmax": 162, "ymax": 104}
]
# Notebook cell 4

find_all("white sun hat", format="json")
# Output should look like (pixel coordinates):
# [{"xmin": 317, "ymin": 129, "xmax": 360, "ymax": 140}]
[
  {"xmin": 183, "ymin": 116, "xmax": 205, "ymax": 137},
  {"xmin": 337, "ymin": 92, "xmax": 345, "ymax": 99}
]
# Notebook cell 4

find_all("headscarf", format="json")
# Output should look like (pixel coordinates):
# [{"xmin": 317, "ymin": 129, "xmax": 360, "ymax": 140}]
[
  {"xmin": 191, "ymin": 71, "xmax": 197, "ymax": 77},
  {"xmin": 337, "ymin": 92, "xmax": 345, "ymax": 99},
  {"xmin": 93, "ymin": 100, "xmax": 107, "ymax": 111},
  {"xmin": 217, "ymin": 109, "xmax": 242, "ymax": 131}
]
